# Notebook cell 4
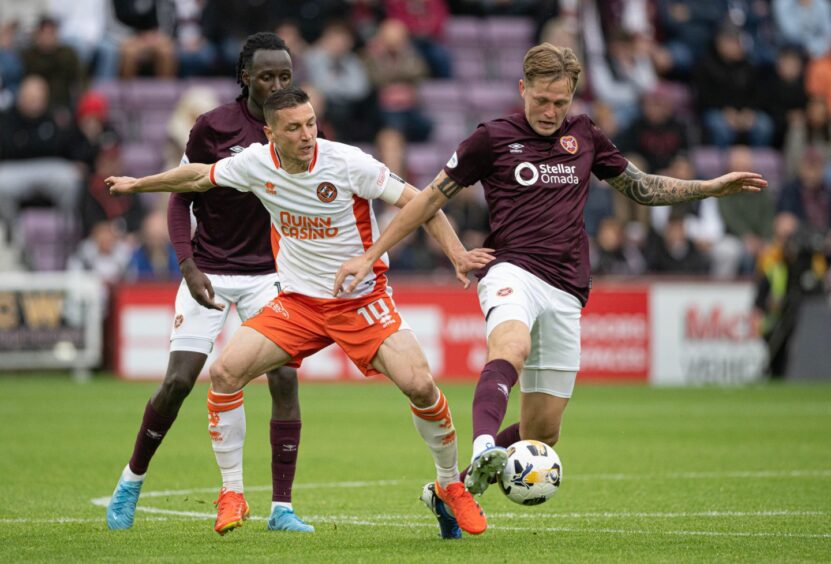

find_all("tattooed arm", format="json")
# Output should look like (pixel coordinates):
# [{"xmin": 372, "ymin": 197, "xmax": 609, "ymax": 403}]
[
  {"xmin": 606, "ymin": 161, "xmax": 767, "ymax": 206},
  {"xmin": 333, "ymin": 171, "xmax": 464, "ymax": 296}
]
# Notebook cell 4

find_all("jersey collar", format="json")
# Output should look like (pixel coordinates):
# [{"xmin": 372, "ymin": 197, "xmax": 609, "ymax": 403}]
[{"xmin": 270, "ymin": 141, "xmax": 319, "ymax": 173}]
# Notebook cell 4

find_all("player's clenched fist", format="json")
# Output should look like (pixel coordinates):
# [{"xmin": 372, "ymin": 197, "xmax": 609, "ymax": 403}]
[{"xmin": 105, "ymin": 176, "xmax": 138, "ymax": 195}]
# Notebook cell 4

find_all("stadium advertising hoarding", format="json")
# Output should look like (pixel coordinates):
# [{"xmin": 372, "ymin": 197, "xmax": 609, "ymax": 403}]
[
  {"xmin": 0, "ymin": 272, "xmax": 103, "ymax": 375},
  {"xmin": 114, "ymin": 282, "xmax": 656, "ymax": 382}
]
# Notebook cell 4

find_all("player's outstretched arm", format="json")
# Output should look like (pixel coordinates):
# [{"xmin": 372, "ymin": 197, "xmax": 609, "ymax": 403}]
[
  {"xmin": 333, "ymin": 171, "xmax": 456, "ymax": 296},
  {"xmin": 605, "ymin": 161, "xmax": 767, "ymax": 206},
  {"xmin": 402, "ymin": 183, "xmax": 495, "ymax": 289},
  {"xmin": 106, "ymin": 163, "xmax": 214, "ymax": 195}
]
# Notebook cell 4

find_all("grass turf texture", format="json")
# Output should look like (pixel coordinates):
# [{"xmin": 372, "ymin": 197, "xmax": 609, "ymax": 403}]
[{"xmin": 0, "ymin": 376, "xmax": 829, "ymax": 562}]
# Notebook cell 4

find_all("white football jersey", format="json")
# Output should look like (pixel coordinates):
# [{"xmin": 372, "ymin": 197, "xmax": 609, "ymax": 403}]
[{"xmin": 210, "ymin": 138, "xmax": 405, "ymax": 299}]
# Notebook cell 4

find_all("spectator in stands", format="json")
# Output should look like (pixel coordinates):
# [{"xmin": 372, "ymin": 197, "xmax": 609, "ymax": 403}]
[
  {"xmin": 48, "ymin": 0, "xmax": 121, "ymax": 79},
  {"xmin": 773, "ymin": 0, "xmax": 831, "ymax": 60},
  {"xmin": 20, "ymin": 16, "xmax": 82, "ymax": 111},
  {"xmin": 537, "ymin": 16, "xmax": 586, "ymax": 97},
  {"xmin": 363, "ymin": 19, "xmax": 432, "ymax": 142},
  {"xmin": 653, "ymin": 0, "xmax": 728, "ymax": 78},
  {"xmin": 114, "ymin": 0, "xmax": 177, "ymax": 78},
  {"xmin": 591, "ymin": 216, "xmax": 646, "ymax": 276},
  {"xmin": 759, "ymin": 46, "xmax": 809, "ymax": 148},
  {"xmin": 693, "ymin": 23, "xmax": 773, "ymax": 147},
  {"xmin": 777, "ymin": 149, "xmax": 831, "ymax": 234},
  {"xmin": 618, "ymin": 84, "xmax": 689, "ymax": 173},
  {"xmin": 718, "ymin": 145, "xmax": 776, "ymax": 274},
  {"xmin": 644, "ymin": 210, "xmax": 710, "ymax": 274},
  {"xmin": 72, "ymin": 90, "xmax": 121, "ymax": 172},
  {"xmin": 784, "ymin": 96, "xmax": 831, "ymax": 179},
  {"xmin": 0, "ymin": 75, "xmax": 82, "ymax": 232},
  {"xmin": 80, "ymin": 145, "xmax": 144, "ymax": 237},
  {"xmin": 305, "ymin": 20, "xmax": 378, "ymax": 141},
  {"xmin": 584, "ymin": 0, "xmax": 657, "ymax": 128},
  {"xmin": 125, "ymin": 210, "xmax": 180, "ymax": 281},
  {"xmin": 163, "ymin": 86, "xmax": 218, "ymax": 170},
  {"xmin": 383, "ymin": 0, "xmax": 453, "ymax": 78},
  {"xmin": 68, "ymin": 219, "xmax": 133, "ymax": 286},
  {"xmin": 0, "ymin": 21, "xmax": 24, "ymax": 101},
  {"xmin": 174, "ymin": 0, "xmax": 216, "ymax": 77},
  {"xmin": 275, "ymin": 22, "xmax": 310, "ymax": 84},
  {"xmin": 650, "ymin": 154, "xmax": 737, "ymax": 278},
  {"xmin": 805, "ymin": 46, "xmax": 831, "ymax": 113}
]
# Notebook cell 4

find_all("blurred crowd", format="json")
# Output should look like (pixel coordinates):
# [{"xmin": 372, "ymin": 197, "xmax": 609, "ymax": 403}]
[{"xmin": 0, "ymin": 0, "xmax": 829, "ymax": 319}]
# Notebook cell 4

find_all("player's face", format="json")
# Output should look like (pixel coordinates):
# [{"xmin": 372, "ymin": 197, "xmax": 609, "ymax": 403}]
[
  {"xmin": 520, "ymin": 77, "xmax": 574, "ymax": 137},
  {"xmin": 266, "ymin": 102, "xmax": 318, "ymax": 168},
  {"xmin": 245, "ymin": 49, "xmax": 293, "ymax": 108}
]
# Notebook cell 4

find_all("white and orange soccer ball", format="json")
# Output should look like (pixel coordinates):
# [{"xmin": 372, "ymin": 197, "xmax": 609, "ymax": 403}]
[{"xmin": 499, "ymin": 440, "xmax": 562, "ymax": 505}]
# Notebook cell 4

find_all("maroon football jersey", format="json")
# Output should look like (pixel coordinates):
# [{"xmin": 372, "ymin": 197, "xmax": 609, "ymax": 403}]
[
  {"xmin": 444, "ymin": 112, "xmax": 628, "ymax": 305},
  {"xmin": 168, "ymin": 98, "xmax": 274, "ymax": 275}
]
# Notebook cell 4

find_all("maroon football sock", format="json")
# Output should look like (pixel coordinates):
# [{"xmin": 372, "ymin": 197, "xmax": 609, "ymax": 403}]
[
  {"xmin": 128, "ymin": 401, "xmax": 178, "ymax": 475},
  {"xmin": 472, "ymin": 359, "xmax": 518, "ymax": 439},
  {"xmin": 460, "ymin": 423, "xmax": 521, "ymax": 481},
  {"xmin": 271, "ymin": 419, "xmax": 301, "ymax": 503}
]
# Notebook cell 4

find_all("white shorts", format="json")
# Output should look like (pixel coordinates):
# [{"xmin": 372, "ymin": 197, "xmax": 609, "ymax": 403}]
[
  {"xmin": 170, "ymin": 273, "xmax": 281, "ymax": 355},
  {"xmin": 477, "ymin": 262, "xmax": 582, "ymax": 398}
]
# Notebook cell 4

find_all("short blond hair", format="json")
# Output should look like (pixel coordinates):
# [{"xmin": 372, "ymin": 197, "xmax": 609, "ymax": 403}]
[{"xmin": 523, "ymin": 43, "xmax": 582, "ymax": 92}]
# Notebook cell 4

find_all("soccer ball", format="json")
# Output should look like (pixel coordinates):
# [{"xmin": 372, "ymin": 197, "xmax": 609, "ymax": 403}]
[{"xmin": 499, "ymin": 440, "xmax": 562, "ymax": 505}]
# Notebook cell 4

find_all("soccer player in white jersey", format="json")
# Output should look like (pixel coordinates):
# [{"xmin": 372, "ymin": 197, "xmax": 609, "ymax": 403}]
[
  {"xmin": 107, "ymin": 86, "xmax": 493, "ymax": 537},
  {"xmin": 333, "ymin": 43, "xmax": 767, "ymax": 503}
]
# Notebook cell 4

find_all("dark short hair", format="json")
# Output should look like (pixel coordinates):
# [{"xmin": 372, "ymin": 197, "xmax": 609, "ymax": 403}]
[
  {"xmin": 263, "ymin": 86, "xmax": 311, "ymax": 124},
  {"xmin": 236, "ymin": 32, "xmax": 290, "ymax": 100}
]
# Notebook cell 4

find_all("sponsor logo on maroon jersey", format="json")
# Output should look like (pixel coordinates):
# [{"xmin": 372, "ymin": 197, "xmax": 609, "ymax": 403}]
[
  {"xmin": 560, "ymin": 136, "xmax": 579, "ymax": 154},
  {"xmin": 316, "ymin": 182, "xmax": 337, "ymax": 203},
  {"xmin": 497, "ymin": 287, "xmax": 513, "ymax": 297}
]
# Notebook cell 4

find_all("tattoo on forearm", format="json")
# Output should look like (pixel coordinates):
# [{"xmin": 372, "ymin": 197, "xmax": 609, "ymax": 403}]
[
  {"xmin": 606, "ymin": 163, "xmax": 705, "ymax": 205},
  {"xmin": 433, "ymin": 177, "xmax": 462, "ymax": 199}
]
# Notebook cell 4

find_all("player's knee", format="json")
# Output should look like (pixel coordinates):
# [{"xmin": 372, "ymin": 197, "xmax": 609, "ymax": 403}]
[
  {"xmin": 157, "ymin": 373, "xmax": 196, "ymax": 408},
  {"xmin": 491, "ymin": 341, "xmax": 530, "ymax": 369},
  {"xmin": 266, "ymin": 367, "xmax": 298, "ymax": 397},
  {"xmin": 209, "ymin": 360, "xmax": 242, "ymax": 391},
  {"xmin": 406, "ymin": 374, "xmax": 437, "ymax": 408}
]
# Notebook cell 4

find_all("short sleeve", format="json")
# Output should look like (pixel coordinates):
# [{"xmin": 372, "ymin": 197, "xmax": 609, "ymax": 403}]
[
  {"xmin": 211, "ymin": 145, "xmax": 257, "ymax": 193},
  {"xmin": 349, "ymin": 150, "xmax": 405, "ymax": 203},
  {"xmin": 588, "ymin": 117, "xmax": 628, "ymax": 180},
  {"xmin": 443, "ymin": 125, "xmax": 494, "ymax": 187},
  {"xmin": 184, "ymin": 115, "xmax": 215, "ymax": 164}
]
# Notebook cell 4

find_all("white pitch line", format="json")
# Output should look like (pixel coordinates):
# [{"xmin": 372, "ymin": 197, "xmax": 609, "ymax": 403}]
[{"xmin": 569, "ymin": 469, "xmax": 831, "ymax": 481}]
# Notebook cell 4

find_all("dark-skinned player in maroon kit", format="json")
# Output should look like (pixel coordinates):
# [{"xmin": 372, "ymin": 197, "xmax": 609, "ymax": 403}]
[
  {"xmin": 334, "ymin": 42, "xmax": 767, "ymax": 510},
  {"xmin": 107, "ymin": 33, "xmax": 314, "ymax": 535}
]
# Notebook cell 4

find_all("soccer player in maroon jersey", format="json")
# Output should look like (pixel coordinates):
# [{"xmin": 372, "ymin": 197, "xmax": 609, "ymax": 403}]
[
  {"xmin": 107, "ymin": 33, "xmax": 314, "ymax": 534},
  {"xmin": 334, "ymin": 43, "xmax": 767, "ymax": 500}
]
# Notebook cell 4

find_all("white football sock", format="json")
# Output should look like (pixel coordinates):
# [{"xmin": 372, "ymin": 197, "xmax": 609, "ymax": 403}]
[
  {"xmin": 472, "ymin": 434, "xmax": 496, "ymax": 463},
  {"xmin": 121, "ymin": 464, "xmax": 146, "ymax": 482},
  {"xmin": 272, "ymin": 501, "xmax": 293, "ymax": 511},
  {"xmin": 410, "ymin": 388, "xmax": 460, "ymax": 488},
  {"xmin": 207, "ymin": 388, "xmax": 246, "ymax": 493}
]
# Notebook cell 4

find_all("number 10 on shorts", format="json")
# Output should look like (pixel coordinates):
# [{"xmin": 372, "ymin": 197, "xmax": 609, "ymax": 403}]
[{"xmin": 356, "ymin": 298, "xmax": 395, "ymax": 328}]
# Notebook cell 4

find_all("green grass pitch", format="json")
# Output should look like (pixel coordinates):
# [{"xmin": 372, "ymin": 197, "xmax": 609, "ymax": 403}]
[{"xmin": 1, "ymin": 376, "xmax": 829, "ymax": 562}]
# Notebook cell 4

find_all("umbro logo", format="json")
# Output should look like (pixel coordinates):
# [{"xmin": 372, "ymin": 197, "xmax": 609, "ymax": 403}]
[
  {"xmin": 229, "ymin": 145, "xmax": 244, "ymax": 154},
  {"xmin": 146, "ymin": 430, "xmax": 163, "ymax": 440},
  {"xmin": 508, "ymin": 143, "xmax": 524, "ymax": 154},
  {"xmin": 282, "ymin": 445, "xmax": 297, "ymax": 452},
  {"xmin": 497, "ymin": 383, "xmax": 509, "ymax": 400}
]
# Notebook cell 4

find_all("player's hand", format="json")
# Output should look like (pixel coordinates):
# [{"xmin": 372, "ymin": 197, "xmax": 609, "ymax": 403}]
[
  {"xmin": 181, "ymin": 258, "xmax": 225, "ymax": 311},
  {"xmin": 452, "ymin": 247, "xmax": 495, "ymax": 289},
  {"xmin": 105, "ymin": 176, "xmax": 139, "ymax": 195},
  {"xmin": 704, "ymin": 172, "xmax": 767, "ymax": 198},
  {"xmin": 333, "ymin": 255, "xmax": 373, "ymax": 297}
]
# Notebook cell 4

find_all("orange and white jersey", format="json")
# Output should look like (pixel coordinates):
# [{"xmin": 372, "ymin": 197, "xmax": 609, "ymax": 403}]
[{"xmin": 209, "ymin": 138, "xmax": 406, "ymax": 299}]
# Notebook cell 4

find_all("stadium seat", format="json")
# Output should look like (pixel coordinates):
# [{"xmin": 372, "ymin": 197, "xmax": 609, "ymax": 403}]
[
  {"xmin": 692, "ymin": 146, "xmax": 783, "ymax": 193},
  {"xmin": 485, "ymin": 17, "xmax": 534, "ymax": 49},
  {"xmin": 419, "ymin": 81, "xmax": 465, "ymax": 112},
  {"xmin": 19, "ymin": 209, "xmax": 76, "ymax": 271},
  {"xmin": 445, "ymin": 17, "xmax": 484, "ymax": 48},
  {"xmin": 452, "ymin": 47, "xmax": 489, "ymax": 80},
  {"xmin": 123, "ymin": 79, "xmax": 182, "ymax": 110},
  {"xmin": 468, "ymin": 81, "xmax": 521, "ymax": 113},
  {"xmin": 406, "ymin": 143, "xmax": 444, "ymax": 188},
  {"xmin": 185, "ymin": 78, "xmax": 239, "ymax": 104},
  {"xmin": 122, "ymin": 143, "xmax": 163, "ymax": 177}
]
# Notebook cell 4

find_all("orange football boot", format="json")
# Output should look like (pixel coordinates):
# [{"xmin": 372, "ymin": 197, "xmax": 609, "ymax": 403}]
[
  {"xmin": 213, "ymin": 488, "xmax": 250, "ymax": 535},
  {"xmin": 434, "ymin": 481, "xmax": 488, "ymax": 535}
]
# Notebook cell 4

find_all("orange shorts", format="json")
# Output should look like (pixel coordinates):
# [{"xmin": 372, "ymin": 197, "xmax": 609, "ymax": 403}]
[{"xmin": 243, "ymin": 287, "xmax": 403, "ymax": 377}]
